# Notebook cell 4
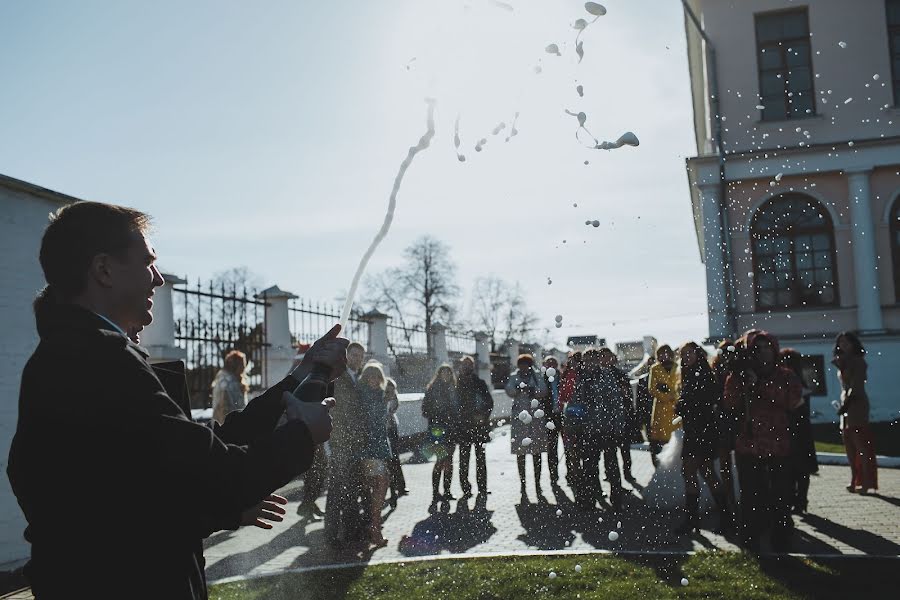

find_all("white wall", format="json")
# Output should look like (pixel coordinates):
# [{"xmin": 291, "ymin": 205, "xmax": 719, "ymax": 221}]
[{"xmin": 0, "ymin": 186, "xmax": 70, "ymax": 566}]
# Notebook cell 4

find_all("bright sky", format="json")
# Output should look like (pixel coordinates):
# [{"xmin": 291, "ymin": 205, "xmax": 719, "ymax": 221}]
[{"xmin": 0, "ymin": 0, "xmax": 707, "ymax": 350}]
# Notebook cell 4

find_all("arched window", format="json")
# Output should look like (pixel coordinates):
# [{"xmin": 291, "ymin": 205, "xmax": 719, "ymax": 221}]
[
  {"xmin": 892, "ymin": 197, "xmax": 900, "ymax": 301},
  {"xmin": 752, "ymin": 194, "xmax": 838, "ymax": 309}
]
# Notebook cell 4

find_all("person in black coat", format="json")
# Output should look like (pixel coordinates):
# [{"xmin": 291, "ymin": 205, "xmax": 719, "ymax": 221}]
[
  {"xmin": 7, "ymin": 202, "xmax": 347, "ymax": 599},
  {"xmin": 675, "ymin": 342, "xmax": 727, "ymax": 534},
  {"xmin": 780, "ymin": 349, "xmax": 819, "ymax": 514},
  {"xmin": 456, "ymin": 356, "xmax": 493, "ymax": 497}
]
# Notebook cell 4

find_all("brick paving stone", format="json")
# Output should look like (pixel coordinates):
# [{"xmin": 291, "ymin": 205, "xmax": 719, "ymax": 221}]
[{"xmin": 203, "ymin": 424, "xmax": 900, "ymax": 583}]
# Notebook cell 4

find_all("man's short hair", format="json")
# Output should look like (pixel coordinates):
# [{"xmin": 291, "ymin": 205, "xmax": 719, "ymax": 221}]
[
  {"xmin": 347, "ymin": 341, "xmax": 366, "ymax": 354},
  {"xmin": 460, "ymin": 355, "xmax": 475, "ymax": 365},
  {"xmin": 38, "ymin": 201, "xmax": 152, "ymax": 302}
]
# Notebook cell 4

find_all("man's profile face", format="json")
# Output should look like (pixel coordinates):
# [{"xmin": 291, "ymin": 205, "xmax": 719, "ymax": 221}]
[
  {"xmin": 106, "ymin": 232, "xmax": 164, "ymax": 331},
  {"xmin": 347, "ymin": 347, "xmax": 365, "ymax": 371}
]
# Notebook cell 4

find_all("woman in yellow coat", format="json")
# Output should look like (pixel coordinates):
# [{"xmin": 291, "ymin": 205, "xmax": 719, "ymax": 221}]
[{"xmin": 648, "ymin": 344, "xmax": 681, "ymax": 467}]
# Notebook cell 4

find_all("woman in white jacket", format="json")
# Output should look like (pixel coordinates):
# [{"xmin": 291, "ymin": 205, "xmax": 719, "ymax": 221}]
[{"xmin": 211, "ymin": 349, "xmax": 248, "ymax": 425}]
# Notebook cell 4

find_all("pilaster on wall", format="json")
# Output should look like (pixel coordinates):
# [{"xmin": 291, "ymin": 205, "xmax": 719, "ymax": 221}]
[
  {"xmin": 431, "ymin": 322, "xmax": 448, "ymax": 365},
  {"xmin": 364, "ymin": 310, "xmax": 391, "ymax": 376},
  {"xmin": 846, "ymin": 168, "xmax": 885, "ymax": 333}
]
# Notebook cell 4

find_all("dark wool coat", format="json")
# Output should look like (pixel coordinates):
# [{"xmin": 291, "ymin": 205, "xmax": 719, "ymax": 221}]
[{"xmin": 7, "ymin": 303, "xmax": 315, "ymax": 599}]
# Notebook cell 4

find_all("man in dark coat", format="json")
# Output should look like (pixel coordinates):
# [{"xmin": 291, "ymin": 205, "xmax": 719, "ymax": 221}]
[
  {"xmin": 7, "ymin": 201, "xmax": 347, "ymax": 599},
  {"xmin": 456, "ymin": 356, "xmax": 493, "ymax": 497}
]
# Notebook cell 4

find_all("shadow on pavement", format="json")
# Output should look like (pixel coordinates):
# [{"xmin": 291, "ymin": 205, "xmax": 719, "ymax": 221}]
[
  {"xmin": 398, "ymin": 496, "xmax": 497, "ymax": 556},
  {"xmin": 801, "ymin": 513, "xmax": 900, "ymax": 555}
]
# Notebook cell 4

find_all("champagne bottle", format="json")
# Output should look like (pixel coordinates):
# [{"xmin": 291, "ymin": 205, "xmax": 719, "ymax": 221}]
[{"xmin": 292, "ymin": 363, "xmax": 331, "ymax": 403}]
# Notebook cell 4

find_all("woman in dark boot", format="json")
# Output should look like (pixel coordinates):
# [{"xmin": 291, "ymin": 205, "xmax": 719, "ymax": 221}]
[
  {"xmin": 676, "ymin": 342, "xmax": 727, "ymax": 534},
  {"xmin": 423, "ymin": 364, "xmax": 461, "ymax": 509}
]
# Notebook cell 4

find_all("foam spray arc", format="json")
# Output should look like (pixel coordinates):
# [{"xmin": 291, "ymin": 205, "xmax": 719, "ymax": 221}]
[{"xmin": 338, "ymin": 98, "xmax": 437, "ymax": 330}]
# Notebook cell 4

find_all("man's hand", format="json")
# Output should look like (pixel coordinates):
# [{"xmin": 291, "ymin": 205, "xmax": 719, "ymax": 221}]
[
  {"xmin": 284, "ymin": 393, "xmax": 336, "ymax": 444},
  {"xmin": 240, "ymin": 494, "xmax": 287, "ymax": 530},
  {"xmin": 291, "ymin": 324, "xmax": 350, "ymax": 382}
]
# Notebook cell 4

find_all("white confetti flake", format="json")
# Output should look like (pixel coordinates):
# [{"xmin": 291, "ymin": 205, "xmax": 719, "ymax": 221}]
[
  {"xmin": 521, "ymin": 437, "xmax": 533, "ymax": 447},
  {"xmin": 531, "ymin": 399, "xmax": 540, "ymax": 409},
  {"xmin": 546, "ymin": 421, "xmax": 557, "ymax": 431},
  {"xmin": 608, "ymin": 531, "xmax": 619, "ymax": 542},
  {"xmin": 575, "ymin": 565, "xmax": 582, "ymax": 573},
  {"xmin": 546, "ymin": 367, "xmax": 557, "ymax": 377},
  {"xmin": 534, "ymin": 409, "xmax": 546, "ymax": 419},
  {"xmin": 549, "ymin": 571, "xmax": 557, "ymax": 579},
  {"xmin": 556, "ymin": 509, "xmax": 563, "ymax": 516},
  {"xmin": 681, "ymin": 578, "xmax": 689, "ymax": 586}
]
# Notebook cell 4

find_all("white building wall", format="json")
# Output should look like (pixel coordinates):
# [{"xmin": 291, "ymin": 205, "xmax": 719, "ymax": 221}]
[{"xmin": 0, "ymin": 185, "xmax": 72, "ymax": 566}]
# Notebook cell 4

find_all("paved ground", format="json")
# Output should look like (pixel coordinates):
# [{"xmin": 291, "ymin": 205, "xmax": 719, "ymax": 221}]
[
  {"xmin": 201, "ymin": 423, "xmax": 900, "ymax": 585},
  {"xmin": 4, "ymin": 423, "xmax": 899, "ymax": 598}
]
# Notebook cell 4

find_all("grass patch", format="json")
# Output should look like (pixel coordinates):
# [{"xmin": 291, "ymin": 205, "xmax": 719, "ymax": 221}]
[
  {"xmin": 209, "ymin": 552, "xmax": 899, "ymax": 600},
  {"xmin": 811, "ymin": 421, "xmax": 899, "ymax": 456},
  {"xmin": 815, "ymin": 441, "xmax": 846, "ymax": 454}
]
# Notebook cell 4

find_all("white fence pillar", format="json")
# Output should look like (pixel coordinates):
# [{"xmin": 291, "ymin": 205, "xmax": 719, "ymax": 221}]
[
  {"xmin": 141, "ymin": 272, "xmax": 187, "ymax": 364},
  {"xmin": 431, "ymin": 322, "xmax": 448, "ymax": 364},
  {"xmin": 474, "ymin": 331, "xmax": 493, "ymax": 387},
  {"xmin": 365, "ymin": 310, "xmax": 391, "ymax": 375},
  {"xmin": 699, "ymin": 181, "xmax": 731, "ymax": 340},
  {"xmin": 258, "ymin": 285, "xmax": 297, "ymax": 387},
  {"xmin": 507, "ymin": 338, "xmax": 520, "ymax": 365}
]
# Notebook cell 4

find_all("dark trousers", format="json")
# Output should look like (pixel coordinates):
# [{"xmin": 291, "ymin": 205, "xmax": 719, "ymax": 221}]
[
  {"xmin": 736, "ymin": 455, "xmax": 793, "ymax": 544},
  {"xmin": 459, "ymin": 442, "xmax": 488, "ymax": 493},
  {"xmin": 387, "ymin": 422, "xmax": 406, "ymax": 496},
  {"xmin": 619, "ymin": 442, "xmax": 633, "ymax": 477},
  {"xmin": 324, "ymin": 452, "xmax": 363, "ymax": 541},
  {"xmin": 302, "ymin": 444, "xmax": 328, "ymax": 505},
  {"xmin": 547, "ymin": 426, "xmax": 561, "ymax": 483}
]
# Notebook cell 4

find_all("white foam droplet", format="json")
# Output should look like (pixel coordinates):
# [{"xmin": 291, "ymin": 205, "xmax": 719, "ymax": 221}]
[
  {"xmin": 844, "ymin": 97, "xmax": 853, "ymax": 104},
  {"xmin": 575, "ymin": 565, "xmax": 582, "ymax": 573},
  {"xmin": 521, "ymin": 437, "xmax": 532, "ymax": 447},
  {"xmin": 546, "ymin": 367, "xmax": 557, "ymax": 377},
  {"xmin": 756, "ymin": 104, "xmax": 765, "ymax": 110},
  {"xmin": 774, "ymin": 173, "xmax": 783, "ymax": 181},
  {"xmin": 681, "ymin": 578, "xmax": 689, "ymax": 586},
  {"xmin": 545, "ymin": 44, "xmax": 561, "ymax": 56},
  {"xmin": 576, "ymin": 84, "xmax": 584, "ymax": 97},
  {"xmin": 534, "ymin": 409, "xmax": 545, "ymax": 419},
  {"xmin": 608, "ymin": 531, "xmax": 619, "ymax": 541},
  {"xmin": 546, "ymin": 421, "xmax": 556, "ymax": 430},
  {"xmin": 555, "ymin": 315, "xmax": 563, "ymax": 322},
  {"xmin": 518, "ymin": 409, "xmax": 531, "ymax": 423},
  {"xmin": 531, "ymin": 399, "xmax": 540, "ymax": 409},
  {"xmin": 556, "ymin": 509, "xmax": 563, "ymax": 516},
  {"xmin": 838, "ymin": 41, "xmax": 847, "ymax": 48},
  {"xmin": 592, "ymin": 220, "xmax": 600, "ymax": 227},
  {"xmin": 549, "ymin": 571, "xmax": 557, "ymax": 579},
  {"xmin": 873, "ymin": 74, "xmax": 881, "ymax": 80},
  {"xmin": 617, "ymin": 521, "xmax": 622, "ymax": 528},
  {"xmin": 585, "ymin": 2, "xmax": 607, "ymax": 16}
]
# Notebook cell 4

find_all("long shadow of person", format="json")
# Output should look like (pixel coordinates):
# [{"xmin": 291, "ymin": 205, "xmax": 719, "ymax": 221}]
[
  {"xmin": 515, "ymin": 500, "xmax": 576, "ymax": 550},
  {"xmin": 398, "ymin": 495, "xmax": 497, "ymax": 556},
  {"xmin": 800, "ymin": 513, "xmax": 900, "ymax": 555}
]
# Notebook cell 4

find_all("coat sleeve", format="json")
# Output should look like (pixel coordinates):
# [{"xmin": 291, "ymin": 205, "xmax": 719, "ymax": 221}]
[
  {"xmin": 481, "ymin": 379, "xmax": 494, "ymax": 414},
  {"xmin": 212, "ymin": 375, "xmax": 300, "ymax": 446},
  {"xmin": 422, "ymin": 389, "xmax": 434, "ymax": 419},
  {"xmin": 122, "ymin": 354, "xmax": 315, "ymax": 536},
  {"xmin": 534, "ymin": 374, "xmax": 549, "ymax": 399},
  {"xmin": 505, "ymin": 375, "xmax": 518, "ymax": 398}
]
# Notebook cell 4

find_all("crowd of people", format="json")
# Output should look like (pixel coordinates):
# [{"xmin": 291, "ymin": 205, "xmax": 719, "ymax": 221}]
[{"xmin": 204, "ymin": 328, "xmax": 881, "ymax": 557}]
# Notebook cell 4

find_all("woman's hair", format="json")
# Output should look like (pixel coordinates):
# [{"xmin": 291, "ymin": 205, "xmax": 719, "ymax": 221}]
[
  {"xmin": 223, "ymin": 349, "xmax": 249, "ymax": 392},
  {"xmin": 516, "ymin": 353, "xmax": 534, "ymax": 367},
  {"xmin": 679, "ymin": 341, "xmax": 708, "ymax": 363},
  {"xmin": 834, "ymin": 331, "xmax": 866, "ymax": 357},
  {"xmin": 427, "ymin": 363, "xmax": 457, "ymax": 391},
  {"xmin": 35, "ymin": 202, "xmax": 153, "ymax": 313},
  {"xmin": 360, "ymin": 362, "xmax": 387, "ymax": 390},
  {"xmin": 385, "ymin": 377, "xmax": 397, "ymax": 390}
]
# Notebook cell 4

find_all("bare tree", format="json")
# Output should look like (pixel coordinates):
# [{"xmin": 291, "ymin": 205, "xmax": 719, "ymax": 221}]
[
  {"xmin": 470, "ymin": 276, "xmax": 539, "ymax": 350},
  {"xmin": 363, "ymin": 236, "xmax": 459, "ymax": 356}
]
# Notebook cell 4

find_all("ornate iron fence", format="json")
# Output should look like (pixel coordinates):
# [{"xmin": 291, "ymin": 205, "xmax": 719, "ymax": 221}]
[
  {"xmin": 172, "ymin": 279, "xmax": 269, "ymax": 409},
  {"xmin": 288, "ymin": 298, "xmax": 369, "ymax": 348},
  {"xmin": 386, "ymin": 323, "xmax": 428, "ymax": 355},
  {"xmin": 446, "ymin": 329, "xmax": 477, "ymax": 356}
]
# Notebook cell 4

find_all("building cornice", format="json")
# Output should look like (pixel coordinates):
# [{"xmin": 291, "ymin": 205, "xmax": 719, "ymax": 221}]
[{"xmin": 0, "ymin": 173, "xmax": 83, "ymax": 206}]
